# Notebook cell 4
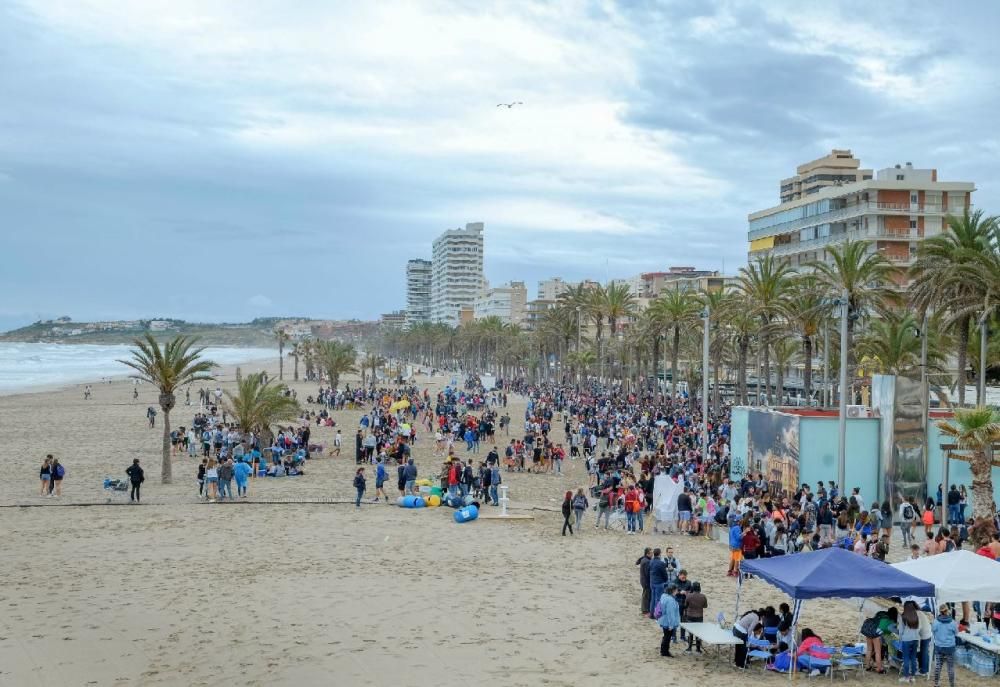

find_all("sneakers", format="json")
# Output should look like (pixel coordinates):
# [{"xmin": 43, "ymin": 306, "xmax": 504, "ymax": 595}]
[
  {"xmin": 683, "ymin": 648, "xmax": 693, "ymax": 654},
  {"xmin": 809, "ymin": 669, "xmax": 820, "ymax": 677}
]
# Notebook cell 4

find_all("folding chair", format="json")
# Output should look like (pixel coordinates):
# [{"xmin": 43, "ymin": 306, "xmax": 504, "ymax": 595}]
[{"xmin": 745, "ymin": 637, "xmax": 772, "ymax": 673}]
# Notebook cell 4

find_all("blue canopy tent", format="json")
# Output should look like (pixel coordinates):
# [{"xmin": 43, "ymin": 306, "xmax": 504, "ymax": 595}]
[{"xmin": 736, "ymin": 548, "xmax": 935, "ymax": 675}]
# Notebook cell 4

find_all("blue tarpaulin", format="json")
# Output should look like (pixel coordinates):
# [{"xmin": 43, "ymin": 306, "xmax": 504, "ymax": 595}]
[{"xmin": 740, "ymin": 547, "xmax": 935, "ymax": 600}]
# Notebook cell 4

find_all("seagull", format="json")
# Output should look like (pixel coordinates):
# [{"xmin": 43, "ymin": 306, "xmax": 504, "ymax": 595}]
[{"xmin": 496, "ymin": 101, "xmax": 523, "ymax": 108}]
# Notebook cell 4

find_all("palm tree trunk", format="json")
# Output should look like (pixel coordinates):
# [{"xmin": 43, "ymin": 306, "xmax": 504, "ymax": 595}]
[
  {"xmin": 293, "ymin": 354, "xmax": 299, "ymax": 381},
  {"xmin": 161, "ymin": 408, "xmax": 172, "ymax": 484},
  {"xmin": 737, "ymin": 339, "xmax": 749, "ymax": 405},
  {"xmin": 762, "ymin": 333, "xmax": 771, "ymax": 404},
  {"xmin": 970, "ymin": 449, "xmax": 998, "ymax": 545},
  {"xmin": 278, "ymin": 340, "xmax": 284, "ymax": 380},
  {"xmin": 671, "ymin": 326, "xmax": 680, "ymax": 399},
  {"xmin": 712, "ymin": 350, "xmax": 721, "ymax": 413},
  {"xmin": 803, "ymin": 336, "xmax": 813, "ymax": 404},
  {"xmin": 776, "ymin": 360, "xmax": 785, "ymax": 406},
  {"xmin": 956, "ymin": 315, "xmax": 971, "ymax": 407}
]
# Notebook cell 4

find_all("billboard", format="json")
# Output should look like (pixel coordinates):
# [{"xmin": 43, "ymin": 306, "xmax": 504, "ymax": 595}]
[{"xmin": 746, "ymin": 409, "xmax": 801, "ymax": 497}]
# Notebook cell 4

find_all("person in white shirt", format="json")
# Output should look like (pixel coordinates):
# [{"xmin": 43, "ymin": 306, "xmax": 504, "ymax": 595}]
[
  {"xmin": 852, "ymin": 487, "xmax": 865, "ymax": 513},
  {"xmin": 898, "ymin": 497, "xmax": 916, "ymax": 548}
]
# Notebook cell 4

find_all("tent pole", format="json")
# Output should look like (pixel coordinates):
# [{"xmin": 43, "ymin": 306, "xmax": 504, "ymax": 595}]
[{"xmin": 790, "ymin": 599, "xmax": 803, "ymax": 681}]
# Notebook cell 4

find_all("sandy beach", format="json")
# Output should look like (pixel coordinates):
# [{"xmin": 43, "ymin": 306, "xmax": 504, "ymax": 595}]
[{"xmin": 1, "ymin": 361, "xmax": 995, "ymax": 687}]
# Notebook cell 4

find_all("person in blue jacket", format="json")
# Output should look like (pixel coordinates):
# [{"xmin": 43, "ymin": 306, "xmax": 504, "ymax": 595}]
[
  {"xmin": 657, "ymin": 584, "xmax": 681, "ymax": 657},
  {"xmin": 931, "ymin": 605, "xmax": 958, "ymax": 687},
  {"xmin": 648, "ymin": 548, "xmax": 667, "ymax": 616},
  {"xmin": 233, "ymin": 457, "xmax": 252, "ymax": 498}
]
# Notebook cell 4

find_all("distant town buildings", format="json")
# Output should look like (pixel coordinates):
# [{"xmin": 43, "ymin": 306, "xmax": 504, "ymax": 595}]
[
  {"xmin": 474, "ymin": 281, "xmax": 527, "ymax": 325},
  {"xmin": 537, "ymin": 277, "xmax": 573, "ymax": 301},
  {"xmin": 430, "ymin": 222, "xmax": 485, "ymax": 327},
  {"xmin": 405, "ymin": 259, "xmax": 432, "ymax": 328},
  {"xmin": 379, "ymin": 311, "xmax": 407, "ymax": 330},
  {"xmin": 749, "ymin": 150, "xmax": 976, "ymax": 276}
]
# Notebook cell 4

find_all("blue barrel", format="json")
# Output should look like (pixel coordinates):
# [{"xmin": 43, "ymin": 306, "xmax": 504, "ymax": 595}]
[
  {"xmin": 454, "ymin": 505, "xmax": 479, "ymax": 523},
  {"xmin": 414, "ymin": 497, "xmax": 426, "ymax": 508},
  {"xmin": 402, "ymin": 495, "xmax": 418, "ymax": 508}
]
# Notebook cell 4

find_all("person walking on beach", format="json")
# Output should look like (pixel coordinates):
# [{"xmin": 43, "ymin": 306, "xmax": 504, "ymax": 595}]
[
  {"xmin": 217, "ymin": 458, "xmax": 234, "ymax": 500},
  {"xmin": 234, "ymin": 457, "xmax": 251, "ymax": 498},
  {"xmin": 197, "ymin": 459, "xmax": 207, "ymax": 497},
  {"xmin": 374, "ymin": 457, "xmax": 388, "ymax": 503},
  {"xmin": 39, "ymin": 455, "xmax": 52, "ymax": 497},
  {"xmin": 656, "ymin": 584, "xmax": 681, "ymax": 657},
  {"xmin": 637, "ymin": 547, "xmax": 652, "ymax": 615},
  {"xmin": 147, "ymin": 406, "xmax": 157, "ymax": 428},
  {"xmin": 126, "ymin": 459, "xmax": 144, "ymax": 503},
  {"xmin": 561, "ymin": 490, "xmax": 574, "ymax": 536},
  {"xmin": 571, "ymin": 488, "xmax": 589, "ymax": 530},
  {"xmin": 353, "ymin": 467, "xmax": 366, "ymax": 508},
  {"xmin": 403, "ymin": 458, "xmax": 417, "ymax": 495},
  {"xmin": 204, "ymin": 459, "xmax": 219, "ymax": 501},
  {"xmin": 49, "ymin": 458, "xmax": 64, "ymax": 497}
]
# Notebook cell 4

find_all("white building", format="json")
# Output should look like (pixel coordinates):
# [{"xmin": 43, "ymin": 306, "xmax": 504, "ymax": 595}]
[
  {"xmin": 405, "ymin": 258, "xmax": 432, "ymax": 328},
  {"xmin": 431, "ymin": 222, "xmax": 485, "ymax": 326},
  {"xmin": 537, "ymin": 277, "xmax": 573, "ymax": 301},
  {"xmin": 474, "ymin": 281, "xmax": 527, "ymax": 326},
  {"xmin": 607, "ymin": 274, "xmax": 643, "ymax": 297}
]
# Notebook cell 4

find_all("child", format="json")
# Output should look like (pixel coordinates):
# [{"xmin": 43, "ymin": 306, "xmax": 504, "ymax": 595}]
[
  {"xmin": 923, "ymin": 504, "xmax": 935, "ymax": 539},
  {"xmin": 728, "ymin": 521, "xmax": 743, "ymax": 577},
  {"xmin": 931, "ymin": 605, "xmax": 957, "ymax": 687}
]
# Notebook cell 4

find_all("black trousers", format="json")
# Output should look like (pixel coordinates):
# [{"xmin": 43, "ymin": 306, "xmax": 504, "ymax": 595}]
[
  {"xmin": 660, "ymin": 627, "xmax": 675, "ymax": 656},
  {"xmin": 130, "ymin": 482, "xmax": 141, "ymax": 501},
  {"xmin": 562, "ymin": 515, "xmax": 573, "ymax": 535}
]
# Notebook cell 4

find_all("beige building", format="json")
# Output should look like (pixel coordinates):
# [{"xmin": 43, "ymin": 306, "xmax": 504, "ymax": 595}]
[
  {"xmin": 474, "ymin": 281, "xmax": 528, "ymax": 326},
  {"xmin": 779, "ymin": 149, "xmax": 872, "ymax": 204},
  {"xmin": 537, "ymin": 277, "xmax": 573, "ymax": 301},
  {"xmin": 640, "ymin": 267, "xmax": 732, "ymax": 298},
  {"xmin": 750, "ymin": 154, "xmax": 975, "ymax": 276}
]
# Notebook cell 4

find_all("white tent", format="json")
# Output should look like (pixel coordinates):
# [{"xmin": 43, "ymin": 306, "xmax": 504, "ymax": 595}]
[{"xmin": 892, "ymin": 550, "xmax": 1000, "ymax": 603}]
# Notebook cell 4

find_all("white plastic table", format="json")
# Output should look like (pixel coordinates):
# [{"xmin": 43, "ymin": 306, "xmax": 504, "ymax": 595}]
[
  {"xmin": 681, "ymin": 622, "xmax": 742, "ymax": 665},
  {"xmin": 959, "ymin": 632, "xmax": 1000, "ymax": 655}
]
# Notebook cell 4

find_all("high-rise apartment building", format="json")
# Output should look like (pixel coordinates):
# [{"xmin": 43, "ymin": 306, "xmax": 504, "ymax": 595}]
[
  {"xmin": 405, "ymin": 259, "xmax": 432, "ymax": 329},
  {"xmin": 537, "ymin": 277, "xmax": 573, "ymax": 301},
  {"xmin": 431, "ymin": 222, "xmax": 485, "ymax": 326},
  {"xmin": 749, "ymin": 154, "xmax": 974, "ymax": 275},
  {"xmin": 474, "ymin": 281, "xmax": 527, "ymax": 326},
  {"xmin": 779, "ymin": 149, "xmax": 872, "ymax": 203}
]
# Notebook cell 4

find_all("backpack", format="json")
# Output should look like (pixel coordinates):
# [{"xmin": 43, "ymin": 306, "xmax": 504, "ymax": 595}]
[
  {"xmin": 903, "ymin": 504, "xmax": 914, "ymax": 521},
  {"xmin": 598, "ymin": 494, "xmax": 610, "ymax": 509},
  {"xmin": 55, "ymin": 464, "xmax": 65, "ymax": 478},
  {"xmin": 653, "ymin": 600, "xmax": 663, "ymax": 619}
]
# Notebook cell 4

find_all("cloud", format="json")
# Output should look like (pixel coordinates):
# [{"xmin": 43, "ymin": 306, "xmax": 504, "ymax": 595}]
[
  {"xmin": 247, "ymin": 294, "xmax": 273, "ymax": 309},
  {"xmin": 0, "ymin": 0, "xmax": 997, "ymax": 327}
]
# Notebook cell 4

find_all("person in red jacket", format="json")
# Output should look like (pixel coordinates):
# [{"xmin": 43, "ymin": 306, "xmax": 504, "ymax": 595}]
[
  {"xmin": 447, "ymin": 460, "xmax": 460, "ymax": 498},
  {"xmin": 625, "ymin": 485, "xmax": 641, "ymax": 534}
]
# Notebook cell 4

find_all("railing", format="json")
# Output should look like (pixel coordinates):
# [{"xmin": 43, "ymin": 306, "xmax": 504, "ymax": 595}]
[
  {"xmin": 749, "ymin": 201, "xmax": 969, "ymax": 241},
  {"xmin": 761, "ymin": 227, "xmax": 920, "ymax": 257}
]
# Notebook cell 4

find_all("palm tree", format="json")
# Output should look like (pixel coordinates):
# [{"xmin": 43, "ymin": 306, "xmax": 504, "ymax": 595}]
[
  {"xmin": 119, "ymin": 334, "xmax": 215, "ymax": 483},
  {"xmin": 223, "ymin": 373, "xmax": 301, "ymax": 448},
  {"xmin": 721, "ymin": 294, "xmax": 757, "ymax": 405},
  {"xmin": 910, "ymin": 209, "xmax": 1000, "ymax": 406},
  {"xmin": 936, "ymin": 406, "xmax": 1000, "ymax": 545},
  {"xmin": 600, "ymin": 282, "xmax": 638, "ymax": 380},
  {"xmin": 772, "ymin": 338, "xmax": 797, "ymax": 405},
  {"xmin": 565, "ymin": 350, "xmax": 596, "ymax": 379},
  {"xmin": 649, "ymin": 286, "xmax": 700, "ymax": 398},
  {"xmin": 585, "ymin": 285, "xmax": 607, "ymax": 377},
  {"xmin": 274, "ymin": 329, "xmax": 289, "ymax": 381},
  {"xmin": 856, "ymin": 313, "xmax": 930, "ymax": 376},
  {"xmin": 289, "ymin": 342, "xmax": 302, "ymax": 381},
  {"xmin": 736, "ymin": 255, "xmax": 794, "ymax": 404},
  {"xmin": 316, "ymin": 340, "xmax": 357, "ymax": 390},
  {"xmin": 809, "ymin": 240, "xmax": 898, "ymax": 397},
  {"xmin": 361, "ymin": 350, "xmax": 386, "ymax": 387},
  {"xmin": 781, "ymin": 275, "xmax": 829, "ymax": 405}
]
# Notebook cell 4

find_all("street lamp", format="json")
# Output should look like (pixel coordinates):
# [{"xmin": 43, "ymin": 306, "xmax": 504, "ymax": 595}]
[
  {"xmin": 701, "ymin": 307, "xmax": 710, "ymax": 463},
  {"xmin": 575, "ymin": 305, "xmax": 582, "ymax": 385},
  {"xmin": 978, "ymin": 310, "xmax": 989, "ymax": 405},
  {"xmin": 836, "ymin": 289, "xmax": 849, "ymax": 495}
]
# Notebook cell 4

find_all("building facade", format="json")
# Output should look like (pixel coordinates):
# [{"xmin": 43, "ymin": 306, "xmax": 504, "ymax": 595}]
[
  {"xmin": 474, "ymin": 281, "xmax": 527, "ymax": 326},
  {"xmin": 380, "ymin": 311, "xmax": 407, "ymax": 330},
  {"xmin": 537, "ymin": 277, "xmax": 573, "ymax": 301},
  {"xmin": 779, "ymin": 149, "xmax": 872, "ymax": 204},
  {"xmin": 430, "ymin": 222, "xmax": 485, "ymax": 327},
  {"xmin": 405, "ymin": 258, "xmax": 432, "ymax": 329},
  {"xmin": 749, "ymin": 155, "xmax": 975, "ymax": 276}
]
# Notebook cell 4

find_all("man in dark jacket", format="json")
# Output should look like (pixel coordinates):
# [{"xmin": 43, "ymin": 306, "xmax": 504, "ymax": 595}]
[
  {"xmin": 648, "ymin": 548, "xmax": 667, "ymax": 617},
  {"xmin": 637, "ymin": 548, "xmax": 653, "ymax": 616},
  {"xmin": 126, "ymin": 458, "xmax": 144, "ymax": 503}
]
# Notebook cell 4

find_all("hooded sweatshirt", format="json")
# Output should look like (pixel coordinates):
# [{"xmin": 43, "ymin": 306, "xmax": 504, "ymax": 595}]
[{"xmin": 931, "ymin": 614, "xmax": 957, "ymax": 649}]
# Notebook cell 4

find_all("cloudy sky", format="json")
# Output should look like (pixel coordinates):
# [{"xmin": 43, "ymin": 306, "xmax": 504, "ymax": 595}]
[{"xmin": 2, "ymin": 0, "xmax": 998, "ymax": 330}]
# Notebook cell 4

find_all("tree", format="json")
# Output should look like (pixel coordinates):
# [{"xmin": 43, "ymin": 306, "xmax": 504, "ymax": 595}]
[
  {"xmin": 362, "ymin": 350, "xmax": 386, "ymax": 387},
  {"xmin": 316, "ymin": 341, "xmax": 357, "ymax": 390},
  {"xmin": 910, "ymin": 209, "xmax": 1000, "ymax": 406},
  {"xmin": 781, "ymin": 275, "xmax": 829, "ymax": 405},
  {"xmin": 119, "ymin": 335, "xmax": 215, "ymax": 483},
  {"xmin": 223, "ymin": 373, "xmax": 301, "ymax": 448},
  {"xmin": 275, "ymin": 329, "xmax": 289, "ymax": 381},
  {"xmin": 856, "ymin": 313, "xmax": 927, "ymax": 376},
  {"xmin": 736, "ymin": 255, "xmax": 794, "ymax": 404},
  {"xmin": 809, "ymin": 240, "xmax": 898, "ymax": 397},
  {"xmin": 936, "ymin": 407, "xmax": 1000, "ymax": 545},
  {"xmin": 720, "ymin": 293, "xmax": 756, "ymax": 405},
  {"xmin": 289, "ymin": 343, "xmax": 302, "ymax": 381},
  {"xmin": 649, "ymin": 287, "xmax": 700, "ymax": 398}
]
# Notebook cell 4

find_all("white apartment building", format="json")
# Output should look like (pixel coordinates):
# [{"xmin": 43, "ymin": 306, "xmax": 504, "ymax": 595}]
[
  {"xmin": 431, "ymin": 222, "xmax": 485, "ymax": 326},
  {"xmin": 474, "ymin": 281, "xmax": 527, "ymax": 326},
  {"xmin": 405, "ymin": 258, "xmax": 432, "ymax": 329},
  {"xmin": 537, "ymin": 277, "xmax": 573, "ymax": 301}
]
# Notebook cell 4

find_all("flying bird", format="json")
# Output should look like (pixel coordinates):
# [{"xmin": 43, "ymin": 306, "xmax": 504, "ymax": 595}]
[{"xmin": 496, "ymin": 101, "xmax": 523, "ymax": 108}]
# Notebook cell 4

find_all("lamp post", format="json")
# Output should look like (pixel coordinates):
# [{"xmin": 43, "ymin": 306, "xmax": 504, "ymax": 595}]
[
  {"xmin": 837, "ymin": 288, "xmax": 849, "ymax": 495},
  {"xmin": 575, "ymin": 306, "xmax": 582, "ymax": 385},
  {"xmin": 702, "ymin": 307, "xmax": 710, "ymax": 463},
  {"xmin": 978, "ymin": 310, "xmax": 989, "ymax": 406},
  {"xmin": 822, "ymin": 323, "xmax": 830, "ymax": 407}
]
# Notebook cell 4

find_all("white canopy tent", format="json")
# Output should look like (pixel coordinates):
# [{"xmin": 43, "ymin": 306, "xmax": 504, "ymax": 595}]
[
  {"xmin": 892, "ymin": 550, "xmax": 1000, "ymax": 603},
  {"xmin": 652, "ymin": 473, "xmax": 683, "ymax": 533}
]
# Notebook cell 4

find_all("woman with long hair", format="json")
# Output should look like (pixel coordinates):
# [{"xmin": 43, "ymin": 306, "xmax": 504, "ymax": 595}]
[{"xmin": 561, "ymin": 491, "xmax": 574, "ymax": 536}]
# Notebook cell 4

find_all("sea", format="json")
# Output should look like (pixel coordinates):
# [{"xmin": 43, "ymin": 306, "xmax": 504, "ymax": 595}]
[{"xmin": 0, "ymin": 342, "xmax": 277, "ymax": 394}]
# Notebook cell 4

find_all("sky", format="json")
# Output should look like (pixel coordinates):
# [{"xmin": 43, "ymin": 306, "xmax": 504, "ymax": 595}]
[{"xmin": 2, "ymin": 0, "xmax": 999, "ymax": 330}]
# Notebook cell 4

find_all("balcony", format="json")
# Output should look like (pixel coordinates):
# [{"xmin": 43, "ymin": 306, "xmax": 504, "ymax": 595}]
[
  {"xmin": 748, "ymin": 201, "xmax": 967, "ymax": 241},
  {"xmin": 757, "ymin": 226, "xmax": 920, "ymax": 258}
]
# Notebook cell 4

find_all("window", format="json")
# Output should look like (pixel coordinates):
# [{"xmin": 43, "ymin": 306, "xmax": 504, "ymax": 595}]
[
  {"xmin": 896, "ymin": 174, "xmax": 905, "ymax": 181},
  {"xmin": 910, "ymin": 193, "xmax": 918, "ymax": 203},
  {"xmin": 909, "ymin": 220, "xmax": 917, "ymax": 229}
]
